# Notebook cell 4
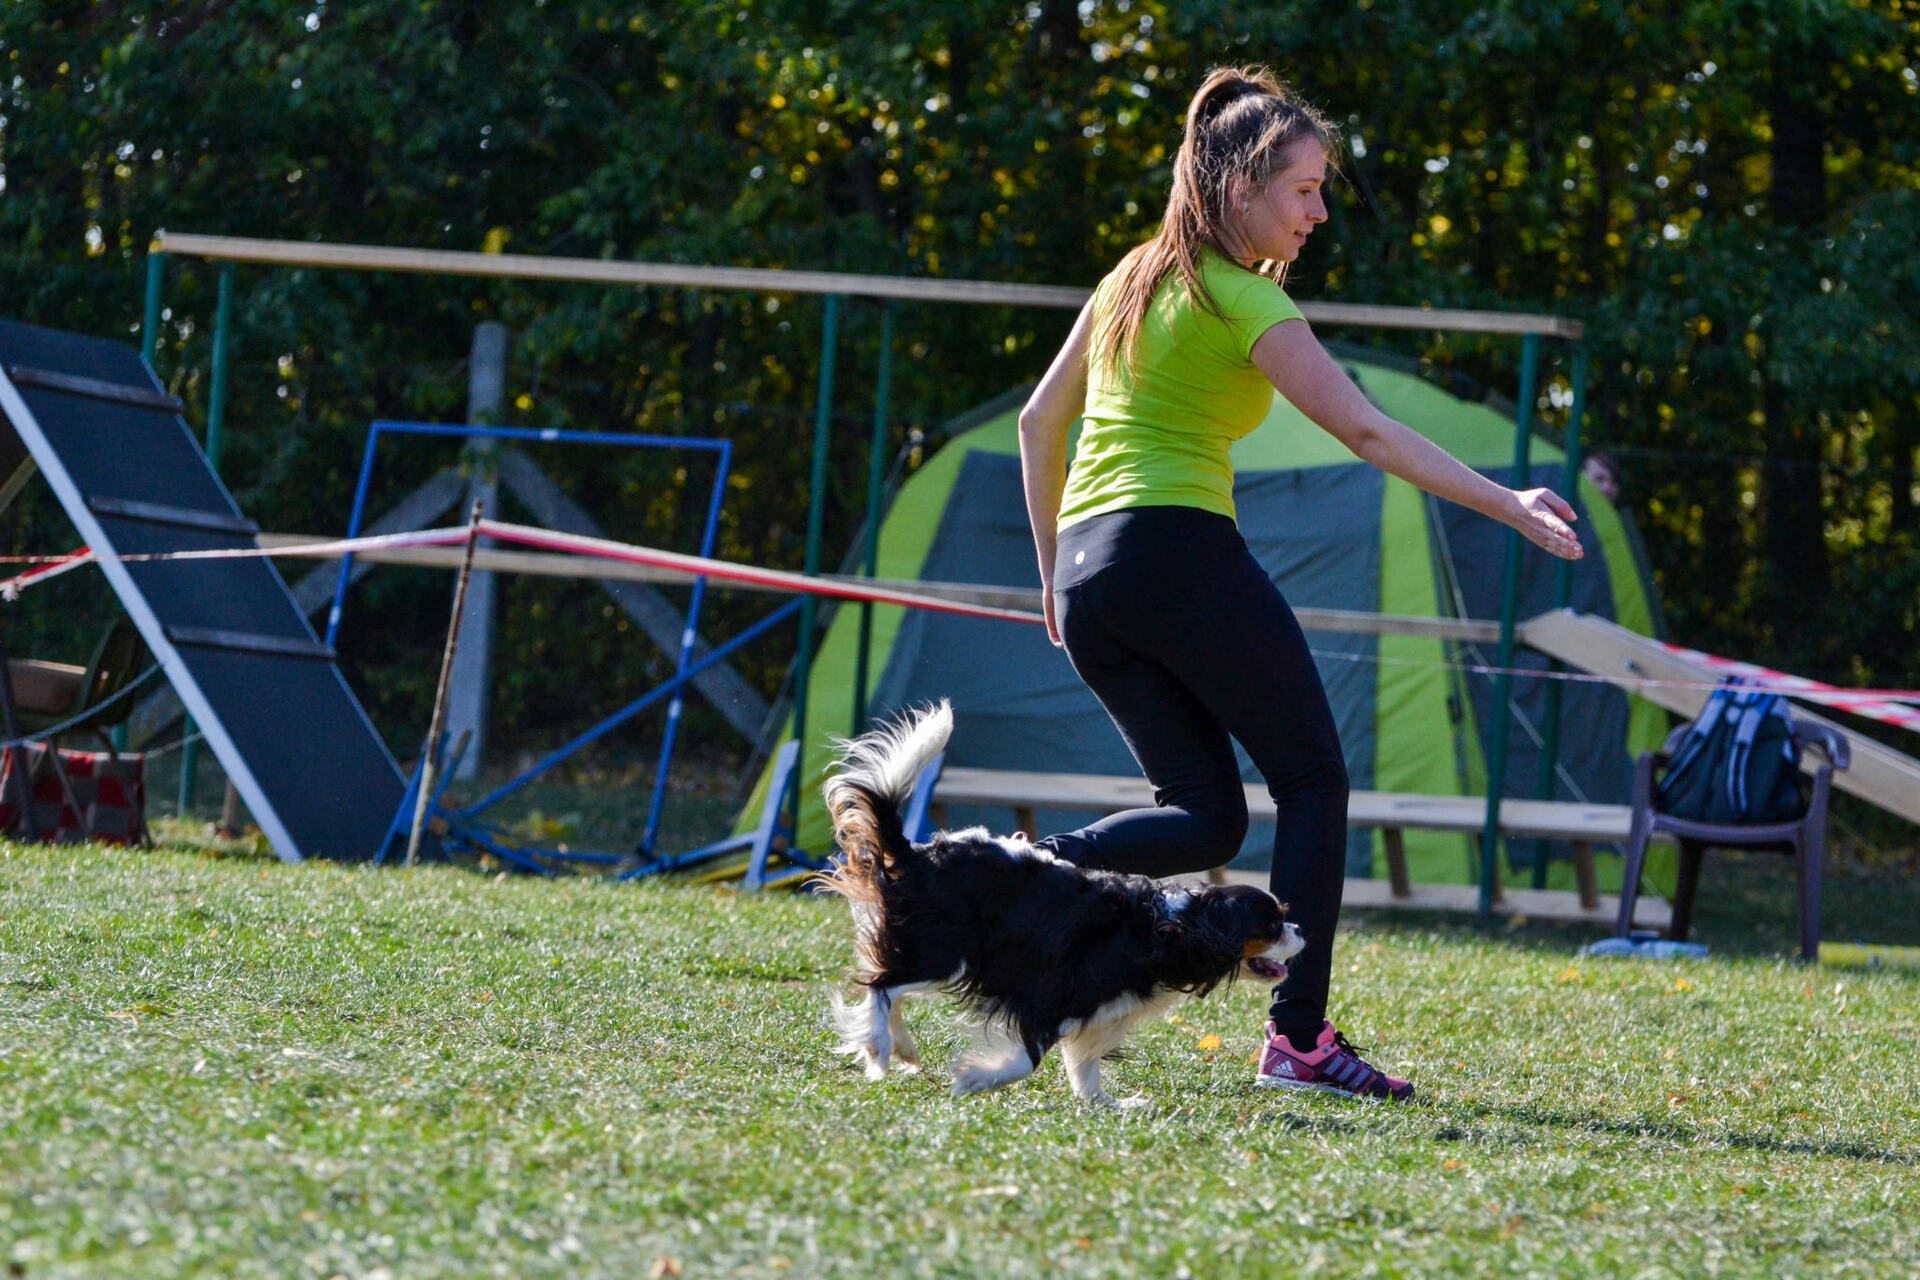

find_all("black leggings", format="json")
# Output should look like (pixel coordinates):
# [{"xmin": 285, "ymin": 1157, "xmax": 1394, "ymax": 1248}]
[{"xmin": 1035, "ymin": 505, "xmax": 1348, "ymax": 1034}]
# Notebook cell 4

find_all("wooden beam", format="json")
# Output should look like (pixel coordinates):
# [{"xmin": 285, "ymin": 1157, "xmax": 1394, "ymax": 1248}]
[
  {"xmin": 1519, "ymin": 609, "xmax": 1920, "ymax": 829},
  {"xmin": 932, "ymin": 766, "xmax": 1663, "ymax": 844},
  {"xmin": 153, "ymin": 232, "xmax": 1583, "ymax": 337},
  {"xmin": 155, "ymin": 232, "xmax": 1091, "ymax": 310},
  {"xmin": 1172, "ymin": 869, "xmax": 1670, "ymax": 928}
]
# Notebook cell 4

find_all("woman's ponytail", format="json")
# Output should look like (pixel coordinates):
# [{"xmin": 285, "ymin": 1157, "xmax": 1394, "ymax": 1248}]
[{"xmin": 1090, "ymin": 67, "xmax": 1335, "ymax": 378}]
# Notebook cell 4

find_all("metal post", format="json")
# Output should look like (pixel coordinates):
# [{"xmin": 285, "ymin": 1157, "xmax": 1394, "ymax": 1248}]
[
  {"xmin": 1532, "ymin": 343, "xmax": 1587, "ymax": 888},
  {"xmin": 141, "ymin": 251, "xmax": 166, "ymax": 366},
  {"xmin": 133, "ymin": 252, "xmax": 164, "ymax": 764},
  {"xmin": 444, "ymin": 322, "xmax": 509, "ymax": 780},
  {"xmin": 853, "ymin": 301, "xmax": 894, "ymax": 733},
  {"xmin": 638, "ymin": 442, "xmax": 733, "ymax": 856},
  {"xmin": 176, "ymin": 264, "xmax": 234, "ymax": 815},
  {"xmin": 1478, "ymin": 331, "xmax": 1540, "ymax": 917},
  {"xmin": 792, "ymin": 294, "xmax": 842, "ymax": 829}
]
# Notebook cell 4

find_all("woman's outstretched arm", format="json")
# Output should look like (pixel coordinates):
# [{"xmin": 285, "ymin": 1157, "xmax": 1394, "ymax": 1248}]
[
  {"xmin": 1251, "ymin": 319, "xmax": 1583, "ymax": 561},
  {"xmin": 1018, "ymin": 301, "xmax": 1099, "ymax": 645}
]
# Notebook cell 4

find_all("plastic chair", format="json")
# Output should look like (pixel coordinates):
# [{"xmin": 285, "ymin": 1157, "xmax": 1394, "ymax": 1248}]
[
  {"xmin": 1615, "ymin": 716, "xmax": 1850, "ymax": 961},
  {"xmin": 10, "ymin": 615, "xmax": 150, "ymax": 749}
]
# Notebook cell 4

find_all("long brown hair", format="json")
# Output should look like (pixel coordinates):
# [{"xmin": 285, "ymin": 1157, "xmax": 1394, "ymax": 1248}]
[{"xmin": 1090, "ymin": 67, "xmax": 1337, "ymax": 377}]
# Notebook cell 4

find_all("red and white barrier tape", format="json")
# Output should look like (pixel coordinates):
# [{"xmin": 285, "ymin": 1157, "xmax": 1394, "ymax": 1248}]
[
  {"xmin": 1656, "ymin": 641, "xmax": 1920, "ymax": 732},
  {"xmin": 3, "ymin": 520, "xmax": 1916, "ymax": 723},
  {"xmin": 0, "ymin": 547, "xmax": 96, "ymax": 600}
]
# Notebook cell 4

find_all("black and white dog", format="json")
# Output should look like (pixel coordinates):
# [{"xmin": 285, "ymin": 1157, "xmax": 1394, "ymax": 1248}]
[{"xmin": 820, "ymin": 702, "xmax": 1303, "ymax": 1107}]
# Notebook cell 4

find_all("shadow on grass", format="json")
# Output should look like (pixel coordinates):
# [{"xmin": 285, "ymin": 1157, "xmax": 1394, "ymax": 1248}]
[
  {"xmin": 1450, "ymin": 1099, "xmax": 1919, "ymax": 1167},
  {"xmin": 1342, "ymin": 850, "xmax": 1920, "ymax": 959}
]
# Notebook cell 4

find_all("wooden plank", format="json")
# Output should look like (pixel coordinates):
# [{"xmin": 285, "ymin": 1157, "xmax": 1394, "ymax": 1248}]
[
  {"xmin": 1520, "ymin": 609, "xmax": 1920, "ymax": 828},
  {"xmin": 1303, "ymin": 301, "xmax": 1584, "ymax": 340},
  {"xmin": 1170, "ymin": 870, "xmax": 1670, "ymax": 928},
  {"xmin": 156, "ymin": 232, "xmax": 1092, "ymax": 309},
  {"xmin": 933, "ymin": 766, "xmax": 1664, "ymax": 844},
  {"xmin": 155, "ymin": 233, "xmax": 1582, "ymax": 337}
]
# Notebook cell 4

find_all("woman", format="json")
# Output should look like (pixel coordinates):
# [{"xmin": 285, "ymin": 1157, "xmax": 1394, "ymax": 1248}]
[{"xmin": 1019, "ymin": 67, "xmax": 1583, "ymax": 1100}]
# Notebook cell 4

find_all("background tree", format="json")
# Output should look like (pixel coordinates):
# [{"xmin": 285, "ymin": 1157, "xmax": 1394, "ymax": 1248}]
[{"xmin": 2, "ymin": 1, "xmax": 1915, "ymax": 819}]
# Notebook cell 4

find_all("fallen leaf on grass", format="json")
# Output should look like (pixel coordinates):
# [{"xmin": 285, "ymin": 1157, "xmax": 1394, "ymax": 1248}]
[
  {"xmin": 648, "ymin": 1259, "xmax": 682, "ymax": 1279},
  {"xmin": 1197, "ymin": 1034, "xmax": 1222, "ymax": 1052},
  {"xmin": 964, "ymin": 1184, "xmax": 1021, "ymax": 1198}
]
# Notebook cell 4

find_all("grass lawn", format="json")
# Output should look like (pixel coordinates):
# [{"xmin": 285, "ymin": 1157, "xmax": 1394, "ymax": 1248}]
[{"xmin": 3, "ymin": 840, "xmax": 1919, "ymax": 1278}]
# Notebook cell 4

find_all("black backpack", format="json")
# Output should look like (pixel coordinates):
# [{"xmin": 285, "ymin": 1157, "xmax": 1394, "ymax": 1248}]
[{"xmin": 1655, "ymin": 680, "xmax": 1808, "ymax": 825}]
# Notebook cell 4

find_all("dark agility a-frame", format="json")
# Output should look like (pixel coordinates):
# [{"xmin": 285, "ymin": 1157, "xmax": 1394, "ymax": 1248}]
[{"xmin": 0, "ymin": 318, "xmax": 407, "ymax": 862}]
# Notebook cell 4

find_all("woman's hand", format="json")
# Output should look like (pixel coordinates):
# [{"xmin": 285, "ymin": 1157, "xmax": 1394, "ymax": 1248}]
[
  {"xmin": 1042, "ymin": 582, "xmax": 1063, "ymax": 648},
  {"xmin": 1510, "ymin": 488, "xmax": 1583, "ymax": 560}
]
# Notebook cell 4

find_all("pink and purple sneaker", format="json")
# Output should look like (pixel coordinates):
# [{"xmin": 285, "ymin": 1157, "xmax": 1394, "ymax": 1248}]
[{"xmin": 1255, "ymin": 1020, "xmax": 1415, "ymax": 1101}]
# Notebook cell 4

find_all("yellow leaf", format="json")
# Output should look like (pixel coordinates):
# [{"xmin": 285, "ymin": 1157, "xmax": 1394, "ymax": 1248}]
[{"xmin": 1197, "ymin": 1034, "xmax": 1222, "ymax": 1052}]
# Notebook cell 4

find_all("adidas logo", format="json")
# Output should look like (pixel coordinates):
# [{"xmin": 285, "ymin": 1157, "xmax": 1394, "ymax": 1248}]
[{"xmin": 1264, "ymin": 1056, "xmax": 1299, "ymax": 1079}]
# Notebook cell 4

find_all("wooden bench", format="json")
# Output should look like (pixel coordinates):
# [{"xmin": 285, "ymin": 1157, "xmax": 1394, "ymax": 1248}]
[{"xmin": 929, "ymin": 766, "xmax": 1674, "ymax": 927}]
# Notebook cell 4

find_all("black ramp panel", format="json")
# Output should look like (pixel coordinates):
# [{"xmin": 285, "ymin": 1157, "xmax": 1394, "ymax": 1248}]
[{"xmin": 0, "ymin": 318, "xmax": 407, "ymax": 862}]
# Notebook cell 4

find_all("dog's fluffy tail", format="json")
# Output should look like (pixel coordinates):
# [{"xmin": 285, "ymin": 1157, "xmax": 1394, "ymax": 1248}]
[{"xmin": 818, "ymin": 700, "xmax": 952, "ymax": 903}]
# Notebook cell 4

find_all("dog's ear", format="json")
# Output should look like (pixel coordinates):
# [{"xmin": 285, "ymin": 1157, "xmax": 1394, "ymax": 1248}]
[{"xmin": 1150, "ymin": 892, "xmax": 1250, "ymax": 994}]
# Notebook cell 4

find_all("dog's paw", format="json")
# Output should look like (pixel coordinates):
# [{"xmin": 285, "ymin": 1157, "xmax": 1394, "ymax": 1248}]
[
  {"xmin": 1082, "ymin": 1090, "xmax": 1153, "ymax": 1111},
  {"xmin": 859, "ymin": 1050, "xmax": 889, "ymax": 1082},
  {"xmin": 949, "ymin": 1061, "xmax": 1004, "ymax": 1096}
]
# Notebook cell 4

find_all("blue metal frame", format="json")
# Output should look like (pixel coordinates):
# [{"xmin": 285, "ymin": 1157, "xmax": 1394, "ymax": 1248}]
[{"xmin": 333, "ymin": 419, "xmax": 735, "ymax": 863}]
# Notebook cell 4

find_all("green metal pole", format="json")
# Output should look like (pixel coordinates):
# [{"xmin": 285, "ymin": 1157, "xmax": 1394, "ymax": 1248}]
[
  {"xmin": 125, "ymin": 251, "xmax": 167, "ymax": 759},
  {"xmin": 1479, "ymin": 331, "xmax": 1540, "ymax": 918},
  {"xmin": 853, "ymin": 301, "xmax": 894, "ymax": 734},
  {"xmin": 1531, "ymin": 343, "xmax": 1587, "ymax": 888},
  {"xmin": 791, "ymin": 294, "xmax": 842, "ymax": 835},
  {"xmin": 177, "ymin": 264, "xmax": 235, "ymax": 816},
  {"xmin": 141, "ymin": 251, "xmax": 166, "ymax": 366}
]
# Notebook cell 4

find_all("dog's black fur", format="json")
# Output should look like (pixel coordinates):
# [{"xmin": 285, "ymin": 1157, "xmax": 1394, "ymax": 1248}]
[{"xmin": 820, "ymin": 702, "xmax": 1301, "ymax": 1102}]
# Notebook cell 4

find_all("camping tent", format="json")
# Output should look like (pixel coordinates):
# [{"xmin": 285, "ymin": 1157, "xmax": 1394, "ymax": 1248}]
[{"xmin": 740, "ymin": 346, "xmax": 1671, "ymax": 890}]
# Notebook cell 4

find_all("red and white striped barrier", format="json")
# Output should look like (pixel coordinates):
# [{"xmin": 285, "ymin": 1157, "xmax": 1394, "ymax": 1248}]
[
  {"xmin": 1657, "ymin": 641, "xmax": 1920, "ymax": 732},
  {"xmin": 4, "ymin": 522, "xmax": 1916, "ymax": 727}
]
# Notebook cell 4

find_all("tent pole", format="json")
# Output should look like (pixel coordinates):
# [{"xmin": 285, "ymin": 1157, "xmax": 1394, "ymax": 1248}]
[
  {"xmin": 792, "ymin": 293, "xmax": 842, "ymax": 835},
  {"xmin": 177, "ymin": 264, "xmax": 235, "ymax": 815},
  {"xmin": 1479, "ymin": 331, "xmax": 1540, "ymax": 918},
  {"xmin": 1532, "ymin": 343, "xmax": 1586, "ymax": 888},
  {"xmin": 853, "ymin": 302, "xmax": 894, "ymax": 735}
]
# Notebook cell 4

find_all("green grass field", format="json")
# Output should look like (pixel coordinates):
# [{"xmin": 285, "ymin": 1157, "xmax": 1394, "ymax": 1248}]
[{"xmin": 3, "ymin": 840, "xmax": 1918, "ymax": 1278}]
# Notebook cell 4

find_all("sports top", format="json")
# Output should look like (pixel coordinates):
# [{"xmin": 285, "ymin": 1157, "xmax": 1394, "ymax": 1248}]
[{"xmin": 1057, "ymin": 248, "xmax": 1303, "ymax": 529}]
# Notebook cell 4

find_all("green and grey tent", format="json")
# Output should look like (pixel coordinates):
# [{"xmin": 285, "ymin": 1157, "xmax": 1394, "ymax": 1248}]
[{"xmin": 740, "ymin": 346, "xmax": 1671, "ymax": 892}]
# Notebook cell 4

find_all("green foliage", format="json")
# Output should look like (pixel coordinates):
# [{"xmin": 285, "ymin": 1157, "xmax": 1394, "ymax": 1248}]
[{"xmin": 1, "ymin": 2, "xmax": 1916, "ymax": 763}]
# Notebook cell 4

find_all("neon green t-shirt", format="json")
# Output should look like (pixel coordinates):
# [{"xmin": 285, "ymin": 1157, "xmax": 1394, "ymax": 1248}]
[{"xmin": 1058, "ymin": 250, "xmax": 1304, "ymax": 529}]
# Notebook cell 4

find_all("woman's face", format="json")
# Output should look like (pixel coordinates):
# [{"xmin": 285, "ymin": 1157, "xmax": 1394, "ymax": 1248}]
[{"xmin": 1232, "ymin": 136, "xmax": 1329, "ymax": 263}]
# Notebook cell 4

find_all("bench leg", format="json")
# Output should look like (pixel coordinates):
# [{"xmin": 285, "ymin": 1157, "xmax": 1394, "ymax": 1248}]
[
  {"xmin": 1014, "ymin": 805, "xmax": 1037, "ymax": 838},
  {"xmin": 930, "ymin": 802, "xmax": 948, "ymax": 830},
  {"xmin": 1383, "ymin": 828, "xmax": 1411, "ymax": 899},
  {"xmin": 1572, "ymin": 840, "xmax": 1598, "ymax": 911}
]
